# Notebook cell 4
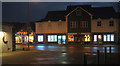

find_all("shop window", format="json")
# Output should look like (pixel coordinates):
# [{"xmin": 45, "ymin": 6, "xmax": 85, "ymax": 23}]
[
  {"xmin": 109, "ymin": 21, "xmax": 114, "ymax": 26},
  {"xmin": 103, "ymin": 35, "xmax": 107, "ymax": 42},
  {"xmin": 97, "ymin": 21, "xmax": 101, "ymax": 26},
  {"xmin": 84, "ymin": 35, "xmax": 90, "ymax": 42},
  {"xmin": 15, "ymin": 36, "xmax": 22, "ymax": 43},
  {"xmin": 94, "ymin": 35, "xmax": 97, "ymax": 42},
  {"xmin": 38, "ymin": 35, "xmax": 44, "ymax": 42},
  {"xmin": 48, "ymin": 35, "xmax": 57, "ymax": 42},
  {"xmin": 29, "ymin": 35, "xmax": 34, "ymax": 42},
  {"xmin": 107, "ymin": 34, "xmax": 110, "ymax": 41},
  {"xmin": 103, "ymin": 34, "xmax": 114, "ymax": 42},
  {"xmin": 24, "ymin": 36, "xmax": 28, "ymax": 42},
  {"xmin": 68, "ymin": 35, "xmax": 74, "ymax": 42},
  {"xmin": 98, "ymin": 35, "xmax": 102, "ymax": 42},
  {"xmin": 111, "ymin": 34, "xmax": 114, "ymax": 41},
  {"xmin": 62, "ymin": 35, "xmax": 66, "ymax": 44}
]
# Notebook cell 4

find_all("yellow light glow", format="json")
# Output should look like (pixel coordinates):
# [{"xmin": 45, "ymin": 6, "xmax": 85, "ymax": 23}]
[
  {"xmin": 84, "ymin": 35, "xmax": 90, "ymax": 42},
  {"xmin": 29, "ymin": 36, "xmax": 34, "ymax": 42}
]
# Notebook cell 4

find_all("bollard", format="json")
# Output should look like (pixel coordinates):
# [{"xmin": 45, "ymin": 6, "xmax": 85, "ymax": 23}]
[
  {"xmin": 97, "ymin": 50, "xmax": 100, "ymax": 65},
  {"xmin": 109, "ymin": 46, "xmax": 111, "ymax": 63},
  {"xmin": 84, "ymin": 55, "xmax": 87, "ymax": 66},
  {"xmin": 109, "ymin": 46, "xmax": 111, "ymax": 54},
  {"xmin": 22, "ymin": 48, "xmax": 24, "ymax": 50},
  {"xmin": 104, "ymin": 47, "xmax": 107, "ymax": 64}
]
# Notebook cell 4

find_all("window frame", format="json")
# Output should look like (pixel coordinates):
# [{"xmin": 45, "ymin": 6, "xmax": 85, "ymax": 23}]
[
  {"xmin": 109, "ymin": 21, "xmax": 114, "ymax": 26},
  {"xmin": 97, "ymin": 21, "xmax": 101, "ymax": 26}
]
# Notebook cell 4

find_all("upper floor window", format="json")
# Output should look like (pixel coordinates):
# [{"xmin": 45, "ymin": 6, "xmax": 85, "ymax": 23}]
[
  {"xmin": 109, "ymin": 21, "xmax": 114, "ymax": 26},
  {"xmin": 97, "ymin": 21, "xmax": 101, "ymax": 26},
  {"xmin": 81, "ymin": 21, "xmax": 88, "ymax": 28},
  {"xmin": 70, "ymin": 21, "xmax": 77, "ymax": 28}
]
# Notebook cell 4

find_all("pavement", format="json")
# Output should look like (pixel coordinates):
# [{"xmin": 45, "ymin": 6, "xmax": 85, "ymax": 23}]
[{"xmin": 1, "ymin": 44, "xmax": 120, "ymax": 65}]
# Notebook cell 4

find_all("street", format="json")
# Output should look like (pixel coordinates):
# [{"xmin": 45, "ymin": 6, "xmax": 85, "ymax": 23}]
[{"xmin": 2, "ymin": 44, "xmax": 120, "ymax": 65}]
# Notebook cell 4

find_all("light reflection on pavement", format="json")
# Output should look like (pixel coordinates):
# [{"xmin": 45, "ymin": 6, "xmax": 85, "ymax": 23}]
[
  {"xmin": 16, "ymin": 44, "xmax": 119, "ymax": 53},
  {"xmin": 3, "ymin": 44, "xmax": 118, "ymax": 64}
]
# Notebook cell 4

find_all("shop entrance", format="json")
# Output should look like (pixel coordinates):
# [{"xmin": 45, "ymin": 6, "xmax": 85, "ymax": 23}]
[{"xmin": 58, "ymin": 35, "xmax": 66, "ymax": 44}]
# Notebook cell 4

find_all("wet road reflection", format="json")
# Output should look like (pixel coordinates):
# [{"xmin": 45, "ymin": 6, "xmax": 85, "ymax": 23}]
[
  {"xmin": 3, "ymin": 44, "xmax": 119, "ymax": 64},
  {"xmin": 16, "ymin": 44, "xmax": 119, "ymax": 53}
]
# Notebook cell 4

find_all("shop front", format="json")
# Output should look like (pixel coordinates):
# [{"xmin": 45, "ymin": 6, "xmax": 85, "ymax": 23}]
[
  {"xmin": 93, "ymin": 33, "xmax": 115, "ymax": 44},
  {"xmin": 68, "ymin": 33, "xmax": 91, "ymax": 44},
  {"xmin": 37, "ymin": 34, "xmax": 66, "ymax": 44},
  {"xmin": 15, "ymin": 32, "xmax": 34, "ymax": 44}
]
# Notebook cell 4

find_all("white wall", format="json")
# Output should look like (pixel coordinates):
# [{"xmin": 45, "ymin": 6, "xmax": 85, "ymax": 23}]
[
  {"xmin": 35, "ymin": 21, "xmax": 67, "ymax": 34},
  {"xmin": 91, "ymin": 18, "xmax": 119, "ymax": 33},
  {"xmin": 1, "ymin": 25, "xmax": 13, "ymax": 52}
]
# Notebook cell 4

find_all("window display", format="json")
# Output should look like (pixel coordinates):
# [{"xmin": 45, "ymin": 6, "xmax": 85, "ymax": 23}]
[
  {"xmin": 68, "ymin": 35, "xmax": 74, "ymax": 42},
  {"xmin": 84, "ymin": 35, "xmax": 90, "ymax": 42},
  {"xmin": 15, "ymin": 36, "xmax": 22, "ymax": 43},
  {"xmin": 94, "ymin": 35, "xmax": 97, "ymax": 42},
  {"xmin": 48, "ymin": 35, "xmax": 57, "ymax": 42},
  {"xmin": 62, "ymin": 35, "xmax": 66, "ymax": 44},
  {"xmin": 103, "ymin": 34, "xmax": 114, "ymax": 42},
  {"xmin": 111, "ymin": 34, "xmax": 114, "ymax": 41},
  {"xmin": 29, "ymin": 36, "xmax": 34, "ymax": 42},
  {"xmin": 38, "ymin": 35, "xmax": 43, "ymax": 42}
]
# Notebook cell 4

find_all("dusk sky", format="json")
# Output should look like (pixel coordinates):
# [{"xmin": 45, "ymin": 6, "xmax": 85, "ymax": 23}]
[{"xmin": 2, "ymin": 2, "xmax": 119, "ymax": 23}]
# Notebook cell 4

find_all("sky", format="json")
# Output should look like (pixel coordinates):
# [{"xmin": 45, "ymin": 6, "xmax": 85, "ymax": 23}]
[{"xmin": 2, "ymin": 2, "xmax": 119, "ymax": 23}]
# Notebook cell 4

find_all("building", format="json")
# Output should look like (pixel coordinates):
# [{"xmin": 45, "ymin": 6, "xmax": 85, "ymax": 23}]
[
  {"xmin": 0, "ymin": 24, "xmax": 13, "ymax": 52},
  {"xmin": 35, "ymin": 5, "xmax": 119, "ymax": 44},
  {"xmin": 15, "ymin": 23, "xmax": 35, "ymax": 44}
]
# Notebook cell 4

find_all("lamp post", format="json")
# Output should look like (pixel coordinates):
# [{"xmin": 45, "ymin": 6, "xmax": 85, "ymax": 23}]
[{"xmin": 27, "ymin": 0, "xmax": 30, "ymax": 50}]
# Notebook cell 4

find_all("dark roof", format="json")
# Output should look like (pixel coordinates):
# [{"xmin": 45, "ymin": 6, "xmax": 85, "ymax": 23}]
[
  {"xmin": 91, "ymin": 7, "xmax": 118, "ymax": 19},
  {"xmin": 2, "ymin": 22, "xmax": 35, "ymax": 32},
  {"xmin": 37, "ymin": 5, "xmax": 118, "ymax": 22},
  {"xmin": 39, "ymin": 10, "xmax": 67, "ymax": 21}
]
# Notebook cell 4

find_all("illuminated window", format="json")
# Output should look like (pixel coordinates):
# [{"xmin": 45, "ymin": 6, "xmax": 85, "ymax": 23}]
[
  {"xmin": 24, "ymin": 36, "xmax": 28, "ymax": 42},
  {"xmin": 103, "ymin": 35, "xmax": 107, "ymax": 42},
  {"xmin": 111, "ymin": 34, "xmax": 114, "ymax": 41},
  {"xmin": 107, "ymin": 34, "xmax": 110, "ymax": 41},
  {"xmin": 15, "ymin": 36, "xmax": 22, "ymax": 43},
  {"xmin": 68, "ymin": 35, "xmax": 74, "ymax": 42},
  {"xmin": 48, "ymin": 35, "xmax": 57, "ymax": 42},
  {"xmin": 29, "ymin": 35, "xmax": 34, "ymax": 42},
  {"xmin": 94, "ymin": 35, "xmax": 97, "ymax": 42},
  {"xmin": 38, "ymin": 35, "xmax": 43, "ymax": 42},
  {"xmin": 62, "ymin": 35, "xmax": 66, "ymax": 44},
  {"xmin": 103, "ymin": 34, "xmax": 114, "ymax": 42},
  {"xmin": 98, "ymin": 35, "xmax": 102, "ymax": 39},
  {"xmin": 84, "ymin": 35, "xmax": 90, "ymax": 42}
]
